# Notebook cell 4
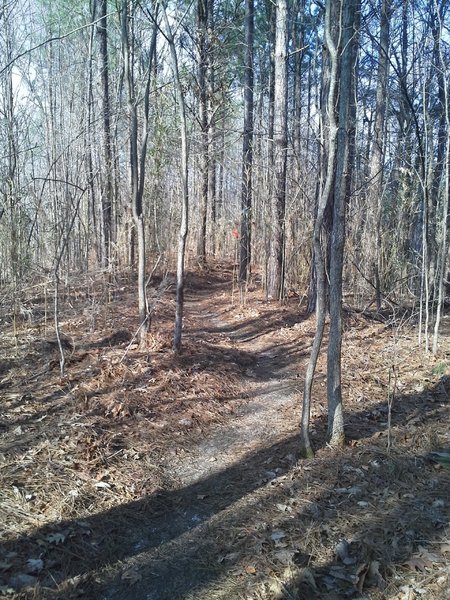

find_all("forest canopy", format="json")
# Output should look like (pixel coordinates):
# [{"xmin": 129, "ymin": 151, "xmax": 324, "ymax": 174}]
[{"xmin": 1, "ymin": 0, "xmax": 449, "ymax": 349}]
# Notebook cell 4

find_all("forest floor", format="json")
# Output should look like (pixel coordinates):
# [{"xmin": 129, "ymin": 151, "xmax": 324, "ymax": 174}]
[{"xmin": 0, "ymin": 262, "xmax": 449, "ymax": 600}]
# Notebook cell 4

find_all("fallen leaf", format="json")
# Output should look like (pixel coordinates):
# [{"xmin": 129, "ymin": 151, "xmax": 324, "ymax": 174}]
[
  {"xmin": 217, "ymin": 552, "xmax": 239, "ymax": 563},
  {"xmin": 94, "ymin": 481, "xmax": 111, "ymax": 489},
  {"xmin": 328, "ymin": 566, "xmax": 358, "ymax": 584},
  {"xmin": 429, "ymin": 451, "xmax": 450, "ymax": 468},
  {"xmin": 25, "ymin": 559, "xmax": 44, "ymax": 574},
  {"xmin": 46, "ymin": 532, "xmax": 66, "ymax": 545},
  {"xmin": 274, "ymin": 549, "xmax": 295, "ymax": 564},
  {"xmin": 335, "ymin": 540, "xmax": 356, "ymax": 565},
  {"xmin": 432, "ymin": 499, "xmax": 445, "ymax": 508},
  {"xmin": 402, "ymin": 557, "xmax": 431, "ymax": 572},
  {"xmin": 399, "ymin": 585, "xmax": 417, "ymax": 599},
  {"xmin": 271, "ymin": 530, "xmax": 287, "ymax": 542},
  {"xmin": 367, "ymin": 560, "xmax": 386, "ymax": 589},
  {"xmin": 355, "ymin": 563, "xmax": 369, "ymax": 593},
  {"xmin": 245, "ymin": 565, "xmax": 256, "ymax": 575},
  {"xmin": 416, "ymin": 545, "xmax": 442, "ymax": 564},
  {"xmin": 0, "ymin": 585, "xmax": 15, "ymax": 595}
]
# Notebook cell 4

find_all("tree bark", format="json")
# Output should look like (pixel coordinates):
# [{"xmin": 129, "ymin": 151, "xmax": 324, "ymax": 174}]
[
  {"xmin": 161, "ymin": 4, "xmax": 189, "ymax": 353},
  {"xmin": 300, "ymin": 0, "xmax": 339, "ymax": 458},
  {"xmin": 239, "ymin": 0, "xmax": 254, "ymax": 287},
  {"xmin": 368, "ymin": 0, "xmax": 391, "ymax": 311},
  {"xmin": 267, "ymin": 0, "xmax": 288, "ymax": 301},
  {"xmin": 327, "ymin": 0, "xmax": 360, "ymax": 447},
  {"xmin": 197, "ymin": 0, "xmax": 209, "ymax": 266},
  {"xmin": 95, "ymin": 0, "xmax": 113, "ymax": 268}
]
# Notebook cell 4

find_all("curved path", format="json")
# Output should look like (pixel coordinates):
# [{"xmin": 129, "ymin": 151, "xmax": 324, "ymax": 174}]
[{"xmin": 98, "ymin": 273, "xmax": 304, "ymax": 600}]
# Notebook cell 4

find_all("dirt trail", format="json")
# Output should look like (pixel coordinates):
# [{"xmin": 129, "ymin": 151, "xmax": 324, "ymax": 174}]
[
  {"xmin": 2, "ymin": 267, "xmax": 450, "ymax": 599},
  {"xmin": 168, "ymin": 278, "xmax": 300, "ymax": 487},
  {"xmin": 97, "ymin": 275, "xmax": 304, "ymax": 600}
]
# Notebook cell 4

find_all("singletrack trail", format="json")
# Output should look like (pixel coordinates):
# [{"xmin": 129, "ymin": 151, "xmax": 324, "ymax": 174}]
[{"xmin": 98, "ymin": 271, "xmax": 305, "ymax": 600}]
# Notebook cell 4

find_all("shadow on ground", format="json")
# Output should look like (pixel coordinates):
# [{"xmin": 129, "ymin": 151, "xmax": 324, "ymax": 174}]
[
  {"xmin": 1, "ymin": 379, "xmax": 449, "ymax": 599},
  {"xmin": 1, "ymin": 267, "xmax": 449, "ymax": 598}
]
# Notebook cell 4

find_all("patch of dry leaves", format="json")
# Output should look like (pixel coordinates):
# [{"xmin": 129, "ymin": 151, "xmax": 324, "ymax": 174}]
[{"xmin": 0, "ymin": 265, "xmax": 449, "ymax": 598}]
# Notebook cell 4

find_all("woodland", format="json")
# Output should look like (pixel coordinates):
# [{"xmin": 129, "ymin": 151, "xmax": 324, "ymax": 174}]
[{"xmin": 1, "ymin": 0, "xmax": 450, "ymax": 598}]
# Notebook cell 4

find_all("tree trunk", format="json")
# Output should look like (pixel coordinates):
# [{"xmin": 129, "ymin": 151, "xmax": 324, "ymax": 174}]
[
  {"xmin": 267, "ymin": 0, "xmax": 288, "ymax": 301},
  {"xmin": 207, "ymin": 0, "xmax": 216, "ymax": 253},
  {"xmin": 368, "ymin": 0, "xmax": 391, "ymax": 311},
  {"xmin": 197, "ymin": 0, "xmax": 208, "ymax": 266},
  {"xmin": 161, "ymin": 4, "xmax": 189, "ymax": 353},
  {"xmin": 300, "ymin": 0, "xmax": 339, "ymax": 458},
  {"xmin": 292, "ymin": 0, "xmax": 305, "ymax": 165},
  {"xmin": 239, "ymin": 0, "xmax": 254, "ymax": 287},
  {"xmin": 121, "ymin": 0, "xmax": 157, "ymax": 345},
  {"xmin": 327, "ymin": 0, "xmax": 360, "ymax": 447},
  {"xmin": 95, "ymin": 0, "xmax": 113, "ymax": 268},
  {"xmin": 86, "ymin": 3, "xmax": 99, "ymax": 265},
  {"xmin": 431, "ymin": 3, "xmax": 449, "ymax": 354}
]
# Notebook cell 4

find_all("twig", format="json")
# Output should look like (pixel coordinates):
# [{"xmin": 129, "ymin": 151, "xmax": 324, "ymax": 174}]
[
  {"xmin": 120, "ymin": 315, "xmax": 150, "ymax": 363},
  {"xmin": 387, "ymin": 365, "xmax": 397, "ymax": 453},
  {"xmin": 145, "ymin": 254, "xmax": 162, "ymax": 288}
]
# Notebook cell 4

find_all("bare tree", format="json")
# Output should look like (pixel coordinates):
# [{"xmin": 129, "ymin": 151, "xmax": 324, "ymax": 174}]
[
  {"xmin": 197, "ymin": 0, "xmax": 209, "ymax": 266},
  {"xmin": 161, "ymin": 3, "xmax": 189, "ymax": 353},
  {"xmin": 300, "ymin": 0, "xmax": 339, "ymax": 458},
  {"xmin": 121, "ymin": 0, "xmax": 158, "ymax": 345},
  {"xmin": 327, "ymin": 0, "xmax": 360, "ymax": 447},
  {"xmin": 239, "ymin": 0, "xmax": 254, "ymax": 289},
  {"xmin": 95, "ymin": 0, "xmax": 113, "ymax": 267},
  {"xmin": 431, "ymin": 0, "xmax": 449, "ymax": 353},
  {"xmin": 300, "ymin": 0, "xmax": 360, "ymax": 453},
  {"xmin": 267, "ymin": 0, "xmax": 288, "ymax": 301},
  {"xmin": 368, "ymin": 0, "xmax": 391, "ymax": 311}
]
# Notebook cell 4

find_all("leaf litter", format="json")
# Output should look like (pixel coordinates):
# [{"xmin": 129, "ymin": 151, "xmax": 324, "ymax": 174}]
[{"xmin": 0, "ymin": 263, "xmax": 449, "ymax": 598}]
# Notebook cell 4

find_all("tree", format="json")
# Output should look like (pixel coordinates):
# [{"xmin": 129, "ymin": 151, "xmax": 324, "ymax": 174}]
[
  {"xmin": 300, "ymin": 0, "xmax": 339, "ymax": 458},
  {"xmin": 430, "ymin": 0, "xmax": 450, "ymax": 353},
  {"xmin": 239, "ymin": 0, "xmax": 254, "ymax": 289},
  {"xmin": 161, "ymin": 2, "xmax": 189, "ymax": 353},
  {"xmin": 267, "ymin": 0, "xmax": 288, "ymax": 301},
  {"xmin": 95, "ymin": 0, "xmax": 113, "ymax": 268},
  {"xmin": 300, "ymin": 0, "xmax": 360, "ymax": 454},
  {"xmin": 367, "ymin": 0, "xmax": 391, "ymax": 311},
  {"xmin": 121, "ymin": 0, "xmax": 158, "ymax": 344},
  {"xmin": 327, "ymin": 0, "xmax": 360, "ymax": 446},
  {"xmin": 196, "ymin": 0, "xmax": 209, "ymax": 266}
]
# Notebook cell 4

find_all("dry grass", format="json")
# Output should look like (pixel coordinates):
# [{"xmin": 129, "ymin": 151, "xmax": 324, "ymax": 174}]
[{"xmin": 0, "ymin": 264, "xmax": 449, "ymax": 599}]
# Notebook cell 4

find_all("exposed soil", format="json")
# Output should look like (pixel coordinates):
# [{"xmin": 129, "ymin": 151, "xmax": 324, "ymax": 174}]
[{"xmin": 0, "ymin": 263, "xmax": 449, "ymax": 599}]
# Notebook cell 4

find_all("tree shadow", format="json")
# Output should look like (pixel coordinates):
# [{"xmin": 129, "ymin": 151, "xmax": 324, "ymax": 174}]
[
  {"xmin": 2, "ymin": 269, "xmax": 449, "ymax": 597},
  {"xmin": 189, "ymin": 308, "xmax": 308, "ymax": 345},
  {"xmin": 308, "ymin": 374, "xmax": 450, "ymax": 452},
  {"xmin": 0, "ymin": 435, "xmax": 299, "ymax": 596},
  {"xmin": 1, "ymin": 405, "xmax": 448, "ymax": 599}
]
